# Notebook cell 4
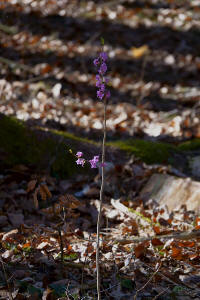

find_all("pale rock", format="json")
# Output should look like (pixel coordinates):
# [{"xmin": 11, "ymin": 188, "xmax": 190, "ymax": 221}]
[
  {"xmin": 52, "ymin": 83, "xmax": 62, "ymax": 98},
  {"xmin": 189, "ymin": 156, "xmax": 200, "ymax": 177},
  {"xmin": 164, "ymin": 55, "xmax": 175, "ymax": 65},
  {"xmin": 141, "ymin": 174, "xmax": 200, "ymax": 212}
]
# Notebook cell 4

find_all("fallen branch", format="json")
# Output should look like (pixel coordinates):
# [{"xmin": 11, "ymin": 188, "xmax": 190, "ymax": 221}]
[
  {"xmin": 110, "ymin": 199, "xmax": 200, "ymax": 243},
  {"xmin": 0, "ymin": 57, "xmax": 32, "ymax": 72},
  {"xmin": 111, "ymin": 229, "xmax": 200, "ymax": 244},
  {"xmin": 111, "ymin": 199, "xmax": 159, "ymax": 226},
  {"xmin": 0, "ymin": 23, "xmax": 18, "ymax": 35}
]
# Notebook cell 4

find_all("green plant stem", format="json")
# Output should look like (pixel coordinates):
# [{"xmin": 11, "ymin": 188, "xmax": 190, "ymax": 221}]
[{"xmin": 96, "ymin": 97, "xmax": 107, "ymax": 300}]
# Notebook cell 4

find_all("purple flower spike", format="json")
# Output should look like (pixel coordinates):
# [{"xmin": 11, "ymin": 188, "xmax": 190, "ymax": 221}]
[{"xmin": 100, "ymin": 52, "xmax": 108, "ymax": 61}]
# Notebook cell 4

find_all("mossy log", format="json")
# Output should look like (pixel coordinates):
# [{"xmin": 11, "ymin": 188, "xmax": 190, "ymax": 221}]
[
  {"xmin": 0, "ymin": 114, "xmax": 96, "ymax": 178},
  {"xmin": 0, "ymin": 114, "xmax": 199, "ymax": 178}
]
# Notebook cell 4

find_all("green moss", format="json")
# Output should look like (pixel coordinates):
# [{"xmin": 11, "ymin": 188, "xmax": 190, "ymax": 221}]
[
  {"xmin": 0, "ymin": 114, "xmax": 91, "ymax": 178},
  {"xmin": 178, "ymin": 139, "xmax": 200, "ymax": 151},
  {"xmin": 2, "ymin": 114, "xmax": 200, "ymax": 178},
  {"xmin": 51, "ymin": 128, "xmax": 97, "ymax": 146},
  {"xmin": 108, "ymin": 139, "xmax": 176, "ymax": 164}
]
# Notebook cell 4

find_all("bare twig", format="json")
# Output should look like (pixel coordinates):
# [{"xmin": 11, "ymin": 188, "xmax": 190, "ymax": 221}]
[
  {"xmin": 109, "ymin": 229, "xmax": 200, "ymax": 244},
  {"xmin": 0, "ymin": 256, "xmax": 14, "ymax": 300},
  {"xmin": 152, "ymin": 287, "xmax": 170, "ymax": 300},
  {"xmin": 0, "ymin": 57, "xmax": 31, "ymax": 72},
  {"xmin": 81, "ymin": 234, "xmax": 92, "ymax": 296},
  {"xmin": 56, "ymin": 224, "xmax": 65, "ymax": 277},
  {"xmin": 136, "ymin": 54, "xmax": 148, "ymax": 107},
  {"xmin": 140, "ymin": 261, "xmax": 199, "ymax": 297},
  {"xmin": 134, "ymin": 264, "xmax": 161, "ymax": 300},
  {"xmin": 0, "ymin": 23, "xmax": 18, "ymax": 34}
]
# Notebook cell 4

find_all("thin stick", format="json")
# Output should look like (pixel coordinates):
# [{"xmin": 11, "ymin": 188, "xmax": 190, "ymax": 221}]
[
  {"xmin": 96, "ymin": 96, "xmax": 107, "ymax": 300},
  {"xmin": 58, "ymin": 227, "xmax": 64, "ymax": 277},
  {"xmin": 136, "ymin": 54, "xmax": 148, "ymax": 107},
  {"xmin": 81, "ymin": 234, "xmax": 92, "ymax": 296},
  {"xmin": 152, "ymin": 287, "xmax": 170, "ymax": 300},
  {"xmin": 0, "ymin": 57, "xmax": 31, "ymax": 72},
  {"xmin": 134, "ymin": 264, "xmax": 160, "ymax": 300},
  {"xmin": 0, "ymin": 256, "xmax": 14, "ymax": 300}
]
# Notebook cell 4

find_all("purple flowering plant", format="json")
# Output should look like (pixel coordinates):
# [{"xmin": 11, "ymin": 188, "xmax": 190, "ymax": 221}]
[
  {"xmin": 70, "ymin": 37, "xmax": 110, "ymax": 299},
  {"xmin": 73, "ymin": 38, "xmax": 110, "ymax": 170}
]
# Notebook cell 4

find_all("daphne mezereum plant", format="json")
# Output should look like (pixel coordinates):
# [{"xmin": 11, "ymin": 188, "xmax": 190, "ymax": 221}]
[{"xmin": 73, "ymin": 38, "xmax": 110, "ymax": 299}]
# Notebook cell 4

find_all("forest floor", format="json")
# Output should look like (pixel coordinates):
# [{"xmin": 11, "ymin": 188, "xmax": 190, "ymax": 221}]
[{"xmin": 0, "ymin": 0, "xmax": 200, "ymax": 299}]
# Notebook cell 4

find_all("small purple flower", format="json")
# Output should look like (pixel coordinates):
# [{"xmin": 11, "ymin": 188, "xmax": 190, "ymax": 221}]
[
  {"xmin": 76, "ymin": 151, "xmax": 83, "ymax": 158},
  {"xmin": 96, "ymin": 80, "xmax": 102, "ymax": 88},
  {"xmin": 100, "ymin": 84, "xmax": 105, "ymax": 91},
  {"xmin": 89, "ymin": 155, "xmax": 99, "ymax": 168},
  {"xmin": 97, "ymin": 90, "xmax": 104, "ymax": 100},
  {"xmin": 100, "ymin": 162, "xmax": 106, "ymax": 167},
  {"xmin": 96, "ymin": 74, "xmax": 101, "ymax": 81},
  {"xmin": 99, "ymin": 62, "xmax": 107, "ymax": 75},
  {"xmin": 105, "ymin": 77, "xmax": 109, "ymax": 84},
  {"xmin": 106, "ymin": 90, "xmax": 111, "ymax": 98},
  {"xmin": 93, "ymin": 155, "xmax": 99, "ymax": 162},
  {"xmin": 76, "ymin": 158, "xmax": 85, "ymax": 167},
  {"xmin": 100, "ymin": 52, "xmax": 108, "ymax": 61},
  {"xmin": 93, "ymin": 58, "xmax": 99, "ymax": 66}
]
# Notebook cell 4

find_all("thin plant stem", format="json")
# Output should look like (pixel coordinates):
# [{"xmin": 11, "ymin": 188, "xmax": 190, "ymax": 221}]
[
  {"xmin": 0, "ymin": 256, "xmax": 14, "ymax": 300},
  {"xmin": 96, "ymin": 96, "xmax": 107, "ymax": 300}
]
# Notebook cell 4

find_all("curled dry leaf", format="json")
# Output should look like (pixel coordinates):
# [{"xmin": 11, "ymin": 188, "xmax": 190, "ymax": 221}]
[
  {"xmin": 27, "ymin": 179, "xmax": 37, "ymax": 193},
  {"xmin": 134, "ymin": 241, "xmax": 149, "ymax": 258},
  {"xmin": 131, "ymin": 45, "xmax": 149, "ymax": 58},
  {"xmin": 171, "ymin": 246, "xmax": 183, "ymax": 260},
  {"xmin": 39, "ymin": 185, "xmax": 47, "ymax": 201},
  {"xmin": 42, "ymin": 184, "xmax": 52, "ymax": 198}
]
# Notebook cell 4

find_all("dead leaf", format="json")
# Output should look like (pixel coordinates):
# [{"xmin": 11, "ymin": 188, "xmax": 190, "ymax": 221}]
[
  {"xmin": 42, "ymin": 184, "xmax": 52, "ymax": 198},
  {"xmin": 134, "ymin": 241, "xmax": 149, "ymax": 258},
  {"xmin": 27, "ymin": 179, "xmax": 37, "ymax": 193},
  {"xmin": 39, "ymin": 185, "xmax": 47, "ymax": 201},
  {"xmin": 171, "ymin": 246, "xmax": 183, "ymax": 259},
  {"xmin": 131, "ymin": 45, "xmax": 149, "ymax": 58}
]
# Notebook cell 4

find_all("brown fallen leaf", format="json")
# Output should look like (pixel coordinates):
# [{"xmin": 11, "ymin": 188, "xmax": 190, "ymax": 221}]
[
  {"xmin": 131, "ymin": 45, "xmax": 149, "ymax": 58},
  {"xmin": 27, "ymin": 179, "xmax": 37, "ymax": 193},
  {"xmin": 134, "ymin": 241, "xmax": 149, "ymax": 258}
]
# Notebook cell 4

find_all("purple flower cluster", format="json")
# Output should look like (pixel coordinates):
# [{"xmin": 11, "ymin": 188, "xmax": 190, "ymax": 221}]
[
  {"xmin": 93, "ymin": 51, "xmax": 110, "ymax": 100},
  {"xmin": 75, "ymin": 152, "xmax": 99, "ymax": 168},
  {"xmin": 74, "ymin": 46, "xmax": 110, "ymax": 170}
]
